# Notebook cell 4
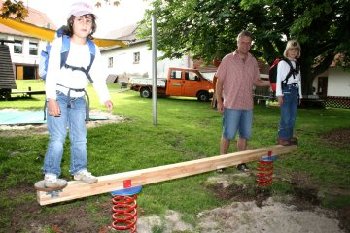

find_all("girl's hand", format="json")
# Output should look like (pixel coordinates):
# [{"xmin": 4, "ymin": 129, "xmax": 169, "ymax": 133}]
[
  {"xmin": 104, "ymin": 100, "xmax": 113, "ymax": 112},
  {"xmin": 48, "ymin": 99, "xmax": 61, "ymax": 116},
  {"xmin": 278, "ymin": 96, "xmax": 284, "ymax": 106}
]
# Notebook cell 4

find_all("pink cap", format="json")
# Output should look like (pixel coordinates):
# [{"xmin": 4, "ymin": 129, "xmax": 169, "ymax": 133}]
[{"xmin": 69, "ymin": 1, "xmax": 95, "ymax": 17}]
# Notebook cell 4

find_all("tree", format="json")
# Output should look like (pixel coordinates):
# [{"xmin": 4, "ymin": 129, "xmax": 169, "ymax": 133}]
[
  {"xmin": 0, "ymin": 0, "xmax": 28, "ymax": 19},
  {"xmin": 138, "ymin": 0, "xmax": 350, "ymax": 94},
  {"xmin": 95, "ymin": 0, "xmax": 121, "ymax": 7},
  {"xmin": 0, "ymin": 0, "xmax": 121, "ymax": 19}
]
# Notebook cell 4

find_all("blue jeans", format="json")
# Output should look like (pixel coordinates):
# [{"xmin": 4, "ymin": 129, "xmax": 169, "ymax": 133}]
[
  {"xmin": 278, "ymin": 85, "xmax": 299, "ymax": 140},
  {"xmin": 43, "ymin": 91, "xmax": 88, "ymax": 176},
  {"xmin": 223, "ymin": 109, "xmax": 253, "ymax": 140}
]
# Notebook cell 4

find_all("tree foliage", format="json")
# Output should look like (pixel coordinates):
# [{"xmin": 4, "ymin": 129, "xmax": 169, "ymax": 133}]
[
  {"xmin": 0, "ymin": 0, "xmax": 28, "ymax": 19},
  {"xmin": 0, "ymin": 0, "xmax": 121, "ymax": 19},
  {"xmin": 95, "ymin": 0, "xmax": 120, "ymax": 8},
  {"xmin": 138, "ymin": 0, "xmax": 350, "ymax": 94}
]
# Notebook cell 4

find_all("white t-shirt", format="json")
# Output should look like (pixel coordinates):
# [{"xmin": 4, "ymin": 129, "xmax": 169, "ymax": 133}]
[
  {"xmin": 45, "ymin": 37, "xmax": 110, "ymax": 104},
  {"xmin": 276, "ymin": 59, "xmax": 302, "ymax": 98}
]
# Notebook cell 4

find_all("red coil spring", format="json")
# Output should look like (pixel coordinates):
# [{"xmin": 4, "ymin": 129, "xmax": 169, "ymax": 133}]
[
  {"xmin": 112, "ymin": 195, "xmax": 138, "ymax": 232},
  {"xmin": 256, "ymin": 151, "xmax": 274, "ymax": 187}
]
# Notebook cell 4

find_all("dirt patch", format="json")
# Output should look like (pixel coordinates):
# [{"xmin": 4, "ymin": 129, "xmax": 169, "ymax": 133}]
[
  {"xmin": 282, "ymin": 171, "xmax": 322, "ymax": 210},
  {"xmin": 2, "ymin": 173, "xmax": 348, "ymax": 233},
  {"xmin": 12, "ymin": 203, "xmax": 100, "ymax": 233},
  {"xmin": 338, "ymin": 206, "xmax": 350, "ymax": 233},
  {"xmin": 135, "ymin": 196, "xmax": 345, "ymax": 233},
  {"xmin": 0, "ymin": 110, "xmax": 124, "ymax": 137},
  {"xmin": 137, "ymin": 210, "xmax": 194, "ymax": 232},
  {"xmin": 203, "ymin": 173, "xmax": 347, "ymax": 233},
  {"xmin": 0, "ymin": 184, "xmax": 98, "ymax": 233},
  {"xmin": 320, "ymin": 128, "xmax": 350, "ymax": 149},
  {"xmin": 5, "ymin": 184, "xmax": 111, "ymax": 233},
  {"xmin": 196, "ymin": 198, "xmax": 344, "ymax": 233}
]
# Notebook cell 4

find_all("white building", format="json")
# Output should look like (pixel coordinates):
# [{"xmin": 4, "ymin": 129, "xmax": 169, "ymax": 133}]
[
  {"xmin": 313, "ymin": 67, "xmax": 350, "ymax": 98},
  {"xmin": 100, "ymin": 24, "xmax": 192, "ymax": 83},
  {"xmin": 0, "ymin": 1, "xmax": 55, "ymax": 80}
]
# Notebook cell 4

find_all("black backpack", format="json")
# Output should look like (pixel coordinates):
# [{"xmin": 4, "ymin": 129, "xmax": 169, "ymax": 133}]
[{"xmin": 269, "ymin": 57, "xmax": 299, "ymax": 91}]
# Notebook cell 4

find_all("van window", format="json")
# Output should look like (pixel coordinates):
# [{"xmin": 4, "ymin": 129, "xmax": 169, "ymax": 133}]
[
  {"xmin": 170, "ymin": 70, "xmax": 181, "ymax": 79},
  {"xmin": 186, "ymin": 71, "xmax": 199, "ymax": 81}
]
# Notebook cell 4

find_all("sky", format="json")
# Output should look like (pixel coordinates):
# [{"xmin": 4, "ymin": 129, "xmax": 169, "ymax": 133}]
[{"xmin": 25, "ymin": 0, "xmax": 149, "ymax": 36}]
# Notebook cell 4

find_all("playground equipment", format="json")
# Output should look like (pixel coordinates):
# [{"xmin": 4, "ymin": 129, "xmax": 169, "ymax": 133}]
[
  {"xmin": 111, "ymin": 184, "xmax": 142, "ymax": 232},
  {"xmin": 256, "ymin": 150, "xmax": 277, "ymax": 187},
  {"xmin": 0, "ymin": 41, "xmax": 16, "ymax": 99},
  {"xmin": 35, "ymin": 145, "xmax": 297, "ymax": 206}
]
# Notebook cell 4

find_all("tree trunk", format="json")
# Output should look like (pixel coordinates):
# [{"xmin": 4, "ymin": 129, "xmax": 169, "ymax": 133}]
[{"xmin": 300, "ymin": 57, "xmax": 315, "ymax": 96}]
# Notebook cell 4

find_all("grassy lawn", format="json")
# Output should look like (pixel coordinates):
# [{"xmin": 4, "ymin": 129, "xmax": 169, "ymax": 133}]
[{"xmin": 0, "ymin": 80, "xmax": 349, "ymax": 232}]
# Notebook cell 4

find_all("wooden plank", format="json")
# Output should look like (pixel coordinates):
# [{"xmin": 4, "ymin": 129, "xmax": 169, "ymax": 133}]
[{"xmin": 37, "ymin": 145, "xmax": 297, "ymax": 205}]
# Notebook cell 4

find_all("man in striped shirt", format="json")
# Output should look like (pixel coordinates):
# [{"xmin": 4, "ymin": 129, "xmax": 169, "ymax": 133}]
[{"xmin": 216, "ymin": 30, "xmax": 270, "ymax": 172}]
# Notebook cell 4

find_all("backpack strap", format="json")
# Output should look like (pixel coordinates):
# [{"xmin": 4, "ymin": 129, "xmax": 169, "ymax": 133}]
[
  {"xmin": 86, "ymin": 40, "xmax": 95, "ymax": 73},
  {"xmin": 84, "ymin": 40, "xmax": 95, "ymax": 83},
  {"xmin": 59, "ymin": 36, "xmax": 95, "ymax": 83},
  {"xmin": 60, "ymin": 35, "xmax": 70, "ymax": 69},
  {"xmin": 281, "ymin": 58, "xmax": 298, "ymax": 85}
]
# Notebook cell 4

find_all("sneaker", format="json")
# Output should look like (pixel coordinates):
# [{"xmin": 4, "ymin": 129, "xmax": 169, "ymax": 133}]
[
  {"xmin": 44, "ymin": 173, "xmax": 67, "ymax": 188},
  {"xmin": 237, "ymin": 163, "xmax": 250, "ymax": 172},
  {"xmin": 74, "ymin": 170, "xmax": 98, "ymax": 184}
]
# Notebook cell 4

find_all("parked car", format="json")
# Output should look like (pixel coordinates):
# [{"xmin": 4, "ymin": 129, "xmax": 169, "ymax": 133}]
[{"xmin": 129, "ymin": 67, "xmax": 214, "ymax": 101}]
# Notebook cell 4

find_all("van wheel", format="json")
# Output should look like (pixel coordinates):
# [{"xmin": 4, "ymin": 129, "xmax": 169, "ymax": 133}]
[
  {"xmin": 140, "ymin": 87, "xmax": 152, "ymax": 98},
  {"xmin": 197, "ymin": 91, "xmax": 209, "ymax": 102}
]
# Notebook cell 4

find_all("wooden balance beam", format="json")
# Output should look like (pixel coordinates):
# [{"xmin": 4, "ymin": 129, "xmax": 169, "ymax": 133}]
[{"xmin": 36, "ymin": 145, "xmax": 297, "ymax": 205}]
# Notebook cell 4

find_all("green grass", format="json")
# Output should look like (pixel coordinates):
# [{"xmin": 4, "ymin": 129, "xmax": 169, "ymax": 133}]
[{"xmin": 0, "ymin": 80, "xmax": 349, "ymax": 231}]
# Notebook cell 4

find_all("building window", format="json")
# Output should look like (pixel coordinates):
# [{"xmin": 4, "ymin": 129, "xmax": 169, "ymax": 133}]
[
  {"xmin": 29, "ymin": 42, "xmax": 38, "ymax": 55},
  {"xmin": 133, "ymin": 52, "xmax": 140, "ymax": 64},
  {"xmin": 14, "ymin": 40, "xmax": 23, "ymax": 54},
  {"xmin": 108, "ymin": 57, "xmax": 113, "ymax": 68}
]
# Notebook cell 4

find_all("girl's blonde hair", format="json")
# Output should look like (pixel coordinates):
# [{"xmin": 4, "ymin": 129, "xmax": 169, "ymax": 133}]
[{"xmin": 283, "ymin": 40, "xmax": 301, "ymax": 58}]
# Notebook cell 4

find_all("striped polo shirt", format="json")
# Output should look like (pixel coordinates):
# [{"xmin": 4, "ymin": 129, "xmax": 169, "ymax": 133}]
[{"xmin": 216, "ymin": 51, "xmax": 260, "ymax": 110}]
